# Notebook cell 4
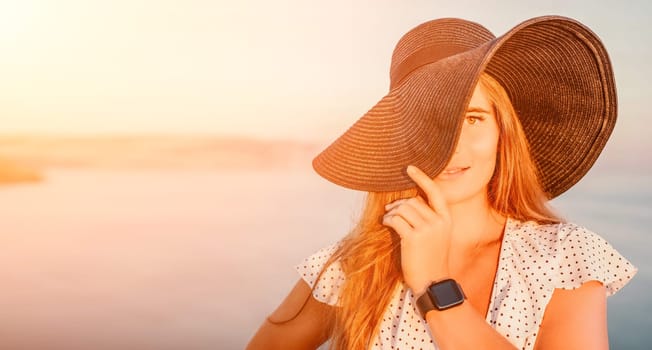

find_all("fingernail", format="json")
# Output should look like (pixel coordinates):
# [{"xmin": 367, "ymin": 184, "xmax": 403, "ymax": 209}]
[{"xmin": 407, "ymin": 165, "xmax": 415, "ymax": 174}]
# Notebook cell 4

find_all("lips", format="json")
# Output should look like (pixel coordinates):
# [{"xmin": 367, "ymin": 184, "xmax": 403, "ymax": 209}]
[
  {"xmin": 441, "ymin": 166, "xmax": 470, "ymax": 175},
  {"xmin": 437, "ymin": 166, "xmax": 470, "ymax": 180}
]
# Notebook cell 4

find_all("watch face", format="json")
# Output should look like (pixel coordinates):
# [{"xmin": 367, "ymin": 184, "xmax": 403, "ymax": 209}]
[{"xmin": 430, "ymin": 279, "xmax": 465, "ymax": 309}]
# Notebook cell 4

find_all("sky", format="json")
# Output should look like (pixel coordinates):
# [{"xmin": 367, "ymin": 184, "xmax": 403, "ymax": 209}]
[{"xmin": 0, "ymin": 0, "xmax": 651, "ymax": 147}]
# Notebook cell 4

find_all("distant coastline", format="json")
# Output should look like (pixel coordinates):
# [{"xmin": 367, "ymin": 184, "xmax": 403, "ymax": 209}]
[
  {"xmin": 0, "ymin": 157, "xmax": 43, "ymax": 185},
  {"xmin": 0, "ymin": 134, "xmax": 647, "ymax": 185},
  {"xmin": 0, "ymin": 135, "xmax": 323, "ymax": 175}
]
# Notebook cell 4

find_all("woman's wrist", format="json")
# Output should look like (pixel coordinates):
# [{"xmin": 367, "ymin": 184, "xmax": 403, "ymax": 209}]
[
  {"xmin": 412, "ymin": 286, "xmax": 429, "ymax": 299},
  {"xmin": 412, "ymin": 271, "xmax": 452, "ymax": 298}
]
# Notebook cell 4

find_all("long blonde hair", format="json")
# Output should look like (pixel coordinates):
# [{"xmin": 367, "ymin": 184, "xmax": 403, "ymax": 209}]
[{"xmin": 319, "ymin": 72, "xmax": 561, "ymax": 349}]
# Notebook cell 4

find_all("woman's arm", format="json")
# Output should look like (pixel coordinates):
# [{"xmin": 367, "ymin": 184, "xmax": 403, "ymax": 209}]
[
  {"xmin": 384, "ymin": 166, "xmax": 609, "ymax": 349},
  {"xmin": 534, "ymin": 280, "xmax": 608, "ymax": 350},
  {"xmin": 423, "ymin": 281, "xmax": 607, "ymax": 350},
  {"xmin": 423, "ymin": 300, "xmax": 518, "ymax": 349},
  {"xmin": 384, "ymin": 166, "xmax": 519, "ymax": 349},
  {"xmin": 246, "ymin": 279, "xmax": 334, "ymax": 350}
]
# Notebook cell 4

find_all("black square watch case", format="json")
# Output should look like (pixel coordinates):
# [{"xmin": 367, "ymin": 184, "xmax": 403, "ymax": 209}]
[{"xmin": 416, "ymin": 278, "xmax": 466, "ymax": 318}]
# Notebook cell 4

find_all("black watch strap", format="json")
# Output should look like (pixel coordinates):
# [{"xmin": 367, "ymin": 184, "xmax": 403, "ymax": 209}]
[{"xmin": 416, "ymin": 290, "xmax": 437, "ymax": 317}]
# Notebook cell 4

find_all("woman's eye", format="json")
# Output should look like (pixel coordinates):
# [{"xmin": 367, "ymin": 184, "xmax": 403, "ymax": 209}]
[{"xmin": 466, "ymin": 116, "xmax": 482, "ymax": 125}]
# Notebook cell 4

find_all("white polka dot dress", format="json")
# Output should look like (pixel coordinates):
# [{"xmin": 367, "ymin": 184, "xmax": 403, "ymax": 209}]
[{"xmin": 295, "ymin": 217, "xmax": 637, "ymax": 350}]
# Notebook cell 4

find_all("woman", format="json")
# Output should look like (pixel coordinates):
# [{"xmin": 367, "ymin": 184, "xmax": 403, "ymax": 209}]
[{"xmin": 247, "ymin": 16, "xmax": 636, "ymax": 349}]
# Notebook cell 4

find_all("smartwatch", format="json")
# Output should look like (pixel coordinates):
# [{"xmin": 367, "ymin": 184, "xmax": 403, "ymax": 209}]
[{"xmin": 416, "ymin": 279, "xmax": 466, "ymax": 318}]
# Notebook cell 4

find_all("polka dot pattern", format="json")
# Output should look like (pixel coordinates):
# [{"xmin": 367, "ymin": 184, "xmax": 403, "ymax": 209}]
[
  {"xmin": 295, "ymin": 243, "xmax": 345, "ymax": 306},
  {"xmin": 294, "ymin": 217, "xmax": 637, "ymax": 349}
]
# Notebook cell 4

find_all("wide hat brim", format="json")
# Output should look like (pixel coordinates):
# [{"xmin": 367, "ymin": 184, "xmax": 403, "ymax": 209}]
[{"xmin": 312, "ymin": 16, "xmax": 616, "ymax": 198}]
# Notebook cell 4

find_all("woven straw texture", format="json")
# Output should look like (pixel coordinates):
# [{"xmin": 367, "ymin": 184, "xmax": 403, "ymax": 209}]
[{"xmin": 312, "ymin": 16, "xmax": 616, "ymax": 198}]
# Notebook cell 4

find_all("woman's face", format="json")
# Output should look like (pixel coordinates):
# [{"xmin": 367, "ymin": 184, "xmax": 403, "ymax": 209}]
[{"xmin": 434, "ymin": 82, "xmax": 500, "ymax": 205}]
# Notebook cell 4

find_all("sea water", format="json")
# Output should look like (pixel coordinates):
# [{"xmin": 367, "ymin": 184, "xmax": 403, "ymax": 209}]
[{"xmin": 0, "ymin": 166, "xmax": 648, "ymax": 349}]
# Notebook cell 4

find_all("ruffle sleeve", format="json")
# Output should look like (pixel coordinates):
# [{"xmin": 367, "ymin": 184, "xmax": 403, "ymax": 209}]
[
  {"xmin": 555, "ymin": 224, "xmax": 637, "ymax": 296},
  {"xmin": 294, "ymin": 243, "xmax": 345, "ymax": 306}
]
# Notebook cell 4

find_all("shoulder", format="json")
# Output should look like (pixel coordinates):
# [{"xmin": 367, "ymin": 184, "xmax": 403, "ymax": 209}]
[
  {"xmin": 508, "ymin": 218, "xmax": 586, "ymax": 243},
  {"xmin": 294, "ymin": 242, "xmax": 346, "ymax": 306},
  {"xmin": 506, "ymin": 218, "xmax": 637, "ymax": 295},
  {"xmin": 505, "ymin": 219, "xmax": 585, "ymax": 262},
  {"xmin": 507, "ymin": 218, "xmax": 617, "ymax": 255}
]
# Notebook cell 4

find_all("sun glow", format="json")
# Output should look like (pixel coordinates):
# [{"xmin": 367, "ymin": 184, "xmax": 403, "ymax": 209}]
[{"xmin": 0, "ymin": 1, "xmax": 40, "ymax": 43}]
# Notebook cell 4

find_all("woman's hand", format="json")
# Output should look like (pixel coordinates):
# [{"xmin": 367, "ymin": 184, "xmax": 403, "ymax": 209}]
[{"xmin": 382, "ymin": 165, "xmax": 453, "ymax": 296}]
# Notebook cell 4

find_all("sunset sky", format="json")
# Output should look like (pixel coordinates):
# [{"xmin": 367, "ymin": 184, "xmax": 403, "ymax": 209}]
[{"xmin": 1, "ymin": 0, "xmax": 650, "ymax": 147}]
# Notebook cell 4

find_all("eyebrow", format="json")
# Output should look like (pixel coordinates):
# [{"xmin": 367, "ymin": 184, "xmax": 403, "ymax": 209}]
[{"xmin": 466, "ymin": 107, "xmax": 492, "ymax": 114}]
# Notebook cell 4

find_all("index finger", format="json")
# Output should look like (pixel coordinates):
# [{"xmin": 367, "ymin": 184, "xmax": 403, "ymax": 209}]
[{"xmin": 406, "ymin": 165, "xmax": 449, "ymax": 216}]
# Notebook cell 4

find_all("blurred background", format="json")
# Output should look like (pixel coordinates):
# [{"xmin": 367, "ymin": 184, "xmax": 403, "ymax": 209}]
[{"xmin": 0, "ymin": 0, "xmax": 650, "ymax": 349}]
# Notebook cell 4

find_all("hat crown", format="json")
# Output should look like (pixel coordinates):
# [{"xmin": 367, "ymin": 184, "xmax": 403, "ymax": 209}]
[{"xmin": 389, "ymin": 18, "xmax": 495, "ymax": 88}]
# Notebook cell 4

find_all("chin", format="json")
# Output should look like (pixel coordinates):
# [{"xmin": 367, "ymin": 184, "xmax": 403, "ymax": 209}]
[{"xmin": 441, "ymin": 186, "xmax": 488, "ymax": 206}]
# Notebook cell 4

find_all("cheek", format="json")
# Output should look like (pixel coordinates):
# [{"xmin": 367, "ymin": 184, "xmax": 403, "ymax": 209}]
[
  {"xmin": 438, "ymin": 136, "xmax": 499, "ymax": 204},
  {"xmin": 469, "ymin": 132, "xmax": 499, "ymax": 174}
]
